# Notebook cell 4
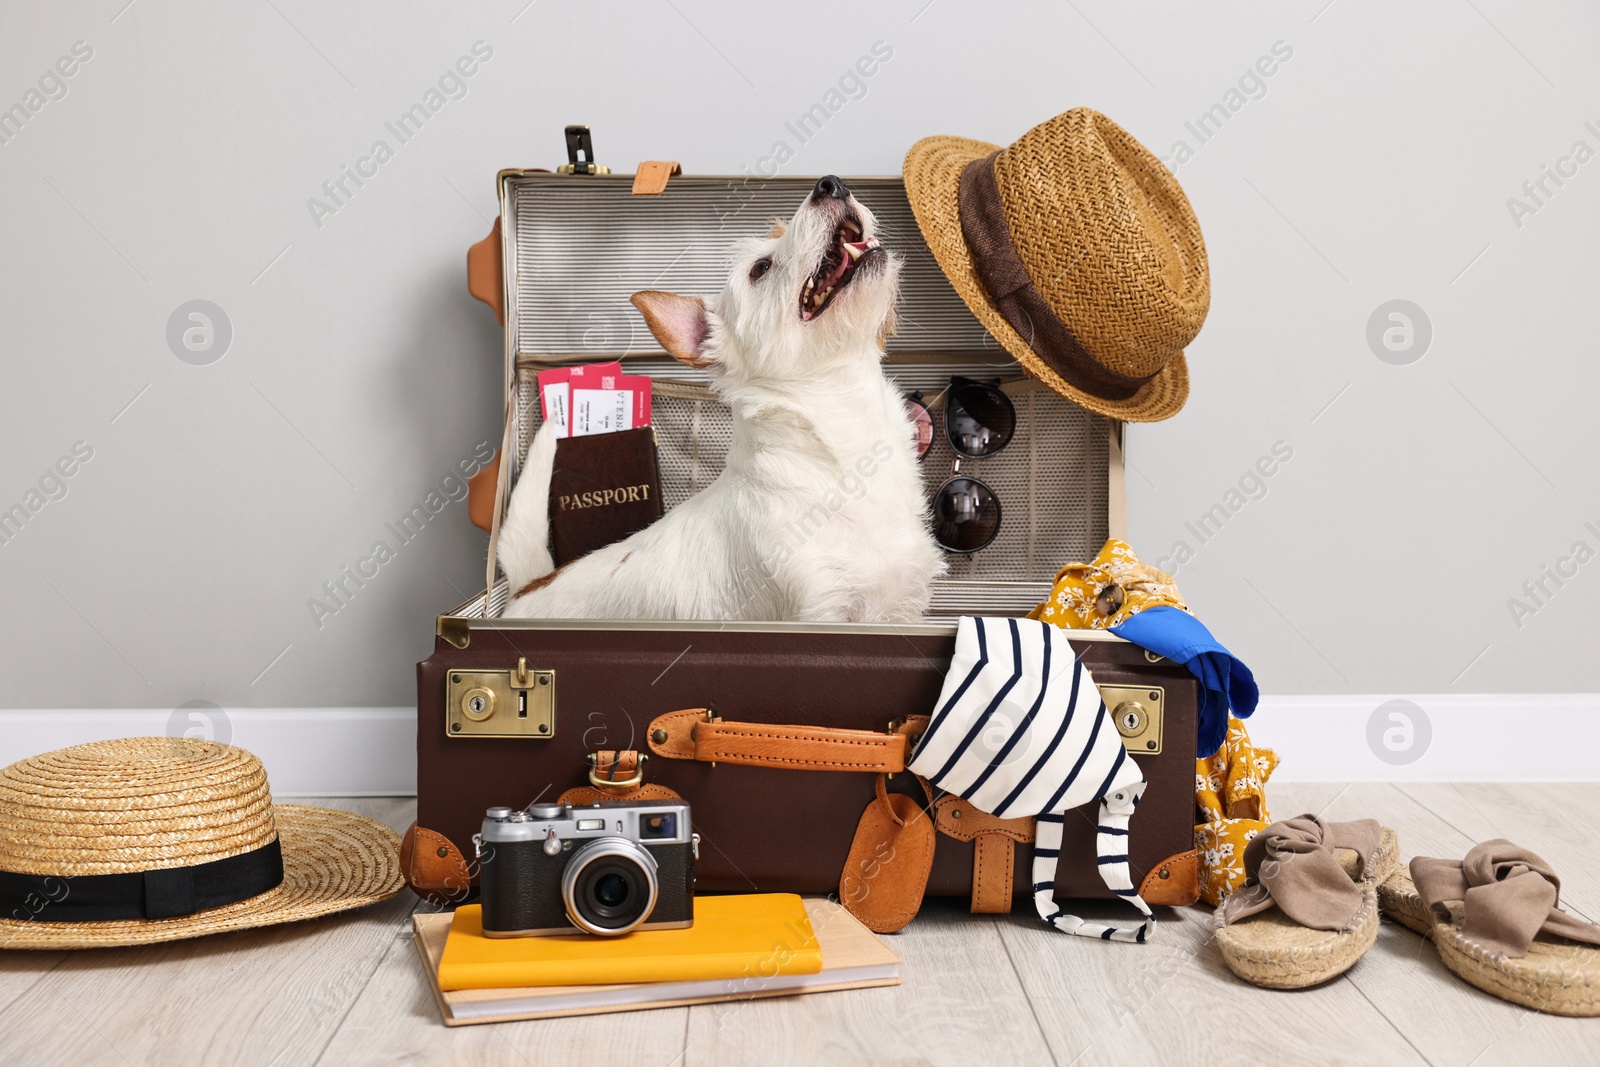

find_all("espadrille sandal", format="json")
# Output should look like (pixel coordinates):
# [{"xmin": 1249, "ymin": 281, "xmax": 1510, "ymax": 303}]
[
  {"xmin": 1212, "ymin": 814, "xmax": 1398, "ymax": 989},
  {"xmin": 1377, "ymin": 841, "xmax": 1600, "ymax": 1017}
]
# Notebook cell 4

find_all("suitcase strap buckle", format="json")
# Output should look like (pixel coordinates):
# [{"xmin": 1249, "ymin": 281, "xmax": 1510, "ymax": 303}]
[{"xmin": 586, "ymin": 749, "xmax": 645, "ymax": 791}]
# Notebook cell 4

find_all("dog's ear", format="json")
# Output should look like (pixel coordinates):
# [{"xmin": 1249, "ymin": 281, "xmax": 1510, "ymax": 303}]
[{"xmin": 630, "ymin": 291, "xmax": 712, "ymax": 367}]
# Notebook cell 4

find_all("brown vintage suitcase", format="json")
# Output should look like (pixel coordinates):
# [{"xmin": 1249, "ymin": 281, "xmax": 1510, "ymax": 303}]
[
  {"xmin": 406, "ymin": 136, "xmax": 1201, "ymax": 919},
  {"xmin": 413, "ymin": 613, "xmax": 1198, "ymax": 910}
]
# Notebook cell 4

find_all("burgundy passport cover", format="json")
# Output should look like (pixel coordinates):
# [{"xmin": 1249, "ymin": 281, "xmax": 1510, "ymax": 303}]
[{"xmin": 549, "ymin": 427, "xmax": 663, "ymax": 565}]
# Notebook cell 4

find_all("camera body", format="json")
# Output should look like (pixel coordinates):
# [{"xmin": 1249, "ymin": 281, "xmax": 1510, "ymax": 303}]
[{"xmin": 476, "ymin": 800, "xmax": 696, "ymax": 937}]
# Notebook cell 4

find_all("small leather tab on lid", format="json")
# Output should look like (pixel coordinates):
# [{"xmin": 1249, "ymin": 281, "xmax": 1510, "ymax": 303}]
[{"xmin": 632, "ymin": 161, "xmax": 681, "ymax": 196}]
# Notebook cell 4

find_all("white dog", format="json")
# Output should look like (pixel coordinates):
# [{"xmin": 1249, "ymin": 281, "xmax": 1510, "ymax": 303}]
[{"xmin": 497, "ymin": 176, "xmax": 944, "ymax": 622}]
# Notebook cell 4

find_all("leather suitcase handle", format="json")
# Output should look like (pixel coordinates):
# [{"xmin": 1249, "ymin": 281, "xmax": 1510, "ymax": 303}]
[{"xmin": 648, "ymin": 709, "xmax": 926, "ymax": 774}]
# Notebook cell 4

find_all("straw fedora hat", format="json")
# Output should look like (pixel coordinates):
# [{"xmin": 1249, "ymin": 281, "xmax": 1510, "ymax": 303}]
[
  {"xmin": 904, "ymin": 108, "xmax": 1209, "ymax": 422},
  {"xmin": 0, "ymin": 737, "xmax": 403, "ymax": 949}
]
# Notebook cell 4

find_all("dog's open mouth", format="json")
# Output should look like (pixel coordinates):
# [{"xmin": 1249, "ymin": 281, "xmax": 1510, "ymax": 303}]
[{"xmin": 800, "ymin": 213, "xmax": 881, "ymax": 321}]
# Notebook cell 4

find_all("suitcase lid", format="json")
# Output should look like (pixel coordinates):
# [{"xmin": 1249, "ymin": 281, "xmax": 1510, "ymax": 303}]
[
  {"xmin": 469, "ymin": 150, "xmax": 1126, "ymax": 615},
  {"xmin": 494, "ymin": 170, "xmax": 996, "ymax": 363}
]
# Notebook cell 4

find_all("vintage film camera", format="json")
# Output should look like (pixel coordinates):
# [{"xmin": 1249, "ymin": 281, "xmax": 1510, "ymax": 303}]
[{"xmin": 475, "ymin": 799, "xmax": 697, "ymax": 937}]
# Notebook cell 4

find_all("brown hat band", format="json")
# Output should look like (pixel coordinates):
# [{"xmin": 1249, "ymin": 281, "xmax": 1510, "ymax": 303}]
[{"xmin": 957, "ymin": 153, "xmax": 1152, "ymax": 402}]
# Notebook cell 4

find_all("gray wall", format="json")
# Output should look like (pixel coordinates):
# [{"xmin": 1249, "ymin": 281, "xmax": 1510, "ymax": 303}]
[{"xmin": 2, "ymin": 0, "xmax": 1595, "ymax": 710}]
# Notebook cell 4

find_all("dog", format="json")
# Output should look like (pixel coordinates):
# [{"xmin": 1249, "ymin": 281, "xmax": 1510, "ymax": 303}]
[{"xmin": 497, "ymin": 175, "xmax": 945, "ymax": 622}]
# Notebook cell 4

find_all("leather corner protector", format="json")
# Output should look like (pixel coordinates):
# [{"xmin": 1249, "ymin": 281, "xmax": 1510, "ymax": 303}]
[
  {"xmin": 466, "ymin": 216, "xmax": 504, "ymax": 325},
  {"xmin": 631, "ymin": 161, "xmax": 681, "ymax": 196},
  {"xmin": 647, "ymin": 708, "xmax": 710, "ymax": 759},
  {"xmin": 466, "ymin": 450, "xmax": 501, "ymax": 532},
  {"xmin": 435, "ymin": 615, "xmax": 471, "ymax": 650},
  {"xmin": 1138, "ymin": 848, "xmax": 1200, "ymax": 907},
  {"xmin": 933, "ymin": 796, "xmax": 1036, "ymax": 844},
  {"xmin": 400, "ymin": 821, "xmax": 473, "ymax": 905}
]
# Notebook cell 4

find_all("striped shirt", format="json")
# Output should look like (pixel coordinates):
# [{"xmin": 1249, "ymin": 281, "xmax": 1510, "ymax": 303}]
[{"xmin": 909, "ymin": 616, "xmax": 1154, "ymax": 942}]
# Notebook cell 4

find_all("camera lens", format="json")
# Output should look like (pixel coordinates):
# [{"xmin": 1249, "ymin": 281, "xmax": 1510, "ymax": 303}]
[
  {"xmin": 562, "ymin": 838, "xmax": 659, "ymax": 936},
  {"xmin": 595, "ymin": 872, "xmax": 628, "ymax": 908}
]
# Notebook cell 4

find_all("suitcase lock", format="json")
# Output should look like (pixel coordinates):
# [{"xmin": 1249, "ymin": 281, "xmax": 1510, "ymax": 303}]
[
  {"xmin": 446, "ymin": 658, "xmax": 556, "ymax": 739},
  {"xmin": 1098, "ymin": 684, "xmax": 1165, "ymax": 755}
]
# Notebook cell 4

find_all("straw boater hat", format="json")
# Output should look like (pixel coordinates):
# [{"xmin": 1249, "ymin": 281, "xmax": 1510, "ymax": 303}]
[
  {"xmin": 0, "ymin": 738, "xmax": 403, "ymax": 949},
  {"xmin": 904, "ymin": 108, "xmax": 1209, "ymax": 422}
]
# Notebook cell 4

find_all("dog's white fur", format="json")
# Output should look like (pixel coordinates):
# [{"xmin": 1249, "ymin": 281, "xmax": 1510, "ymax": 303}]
[{"xmin": 497, "ymin": 183, "xmax": 944, "ymax": 622}]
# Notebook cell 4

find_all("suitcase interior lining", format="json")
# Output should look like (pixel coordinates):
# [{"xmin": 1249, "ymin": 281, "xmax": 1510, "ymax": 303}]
[
  {"xmin": 508, "ymin": 175, "xmax": 994, "ymax": 357},
  {"xmin": 500, "ymin": 173, "xmax": 1113, "ymax": 617}
]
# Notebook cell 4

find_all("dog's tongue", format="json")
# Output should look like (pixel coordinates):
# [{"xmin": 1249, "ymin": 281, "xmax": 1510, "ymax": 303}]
[
  {"xmin": 828, "ymin": 238, "xmax": 874, "ymax": 284},
  {"xmin": 823, "ymin": 253, "xmax": 853, "ymax": 289}
]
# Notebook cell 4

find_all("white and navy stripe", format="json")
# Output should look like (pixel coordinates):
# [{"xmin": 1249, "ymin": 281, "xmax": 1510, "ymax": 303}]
[{"xmin": 910, "ymin": 617, "xmax": 1154, "ymax": 943}]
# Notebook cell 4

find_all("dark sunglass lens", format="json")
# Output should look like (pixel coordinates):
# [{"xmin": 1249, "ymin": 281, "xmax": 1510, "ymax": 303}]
[
  {"xmin": 934, "ymin": 477, "xmax": 1001, "ymax": 553},
  {"xmin": 947, "ymin": 379, "xmax": 1015, "ymax": 458},
  {"xmin": 904, "ymin": 397, "xmax": 934, "ymax": 460}
]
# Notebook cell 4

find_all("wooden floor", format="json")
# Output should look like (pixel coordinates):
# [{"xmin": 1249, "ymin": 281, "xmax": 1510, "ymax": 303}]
[{"xmin": 2, "ymin": 784, "xmax": 1597, "ymax": 1065}]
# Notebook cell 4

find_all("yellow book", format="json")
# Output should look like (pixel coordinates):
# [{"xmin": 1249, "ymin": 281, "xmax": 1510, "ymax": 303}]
[{"xmin": 437, "ymin": 893, "xmax": 824, "ymax": 991}]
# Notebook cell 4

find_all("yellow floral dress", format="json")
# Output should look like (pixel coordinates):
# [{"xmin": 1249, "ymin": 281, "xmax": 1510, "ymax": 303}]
[
  {"xmin": 1027, "ymin": 539, "xmax": 1276, "ymax": 906},
  {"xmin": 1026, "ymin": 539, "xmax": 1187, "ymax": 629},
  {"xmin": 1194, "ymin": 717, "xmax": 1279, "ymax": 905}
]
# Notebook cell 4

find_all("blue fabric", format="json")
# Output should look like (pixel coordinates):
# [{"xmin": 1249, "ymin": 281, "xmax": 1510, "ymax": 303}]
[{"xmin": 1108, "ymin": 607, "xmax": 1258, "ymax": 758}]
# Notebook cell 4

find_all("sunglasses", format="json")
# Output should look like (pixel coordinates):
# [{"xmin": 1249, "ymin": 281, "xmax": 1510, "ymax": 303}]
[{"xmin": 905, "ymin": 377, "xmax": 1017, "ymax": 554}]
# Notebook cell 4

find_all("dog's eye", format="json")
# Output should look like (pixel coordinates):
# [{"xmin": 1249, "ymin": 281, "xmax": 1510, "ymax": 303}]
[{"xmin": 749, "ymin": 257, "xmax": 773, "ymax": 281}]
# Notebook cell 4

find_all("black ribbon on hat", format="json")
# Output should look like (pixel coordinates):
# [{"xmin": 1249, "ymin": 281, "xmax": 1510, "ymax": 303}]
[{"xmin": 0, "ymin": 837, "xmax": 284, "ymax": 923}]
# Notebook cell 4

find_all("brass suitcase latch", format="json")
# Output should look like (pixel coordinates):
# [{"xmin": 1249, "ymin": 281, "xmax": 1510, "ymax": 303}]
[
  {"xmin": 1097, "ymin": 684, "xmax": 1164, "ymax": 755},
  {"xmin": 446, "ymin": 658, "xmax": 555, "ymax": 739}
]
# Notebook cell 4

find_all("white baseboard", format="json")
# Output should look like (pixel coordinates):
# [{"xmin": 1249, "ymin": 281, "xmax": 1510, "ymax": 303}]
[
  {"xmin": 1250, "ymin": 694, "xmax": 1600, "ymax": 782},
  {"xmin": 0, "ymin": 695, "xmax": 1594, "ymax": 794},
  {"xmin": 0, "ymin": 708, "xmax": 415, "ymax": 796}
]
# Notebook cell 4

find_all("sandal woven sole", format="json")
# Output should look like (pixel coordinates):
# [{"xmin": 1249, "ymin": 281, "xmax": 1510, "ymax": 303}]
[
  {"xmin": 1215, "ymin": 826, "xmax": 1397, "ymax": 989},
  {"xmin": 1379, "ymin": 872, "xmax": 1600, "ymax": 1017},
  {"xmin": 1376, "ymin": 869, "xmax": 1436, "ymax": 937}
]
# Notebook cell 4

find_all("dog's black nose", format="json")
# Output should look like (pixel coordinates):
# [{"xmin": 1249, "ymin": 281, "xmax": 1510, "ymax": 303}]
[{"xmin": 812, "ymin": 175, "xmax": 850, "ymax": 201}]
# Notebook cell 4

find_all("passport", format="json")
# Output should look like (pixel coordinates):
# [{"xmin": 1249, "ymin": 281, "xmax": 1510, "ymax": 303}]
[{"xmin": 549, "ymin": 426, "xmax": 663, "ymax": 565}]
